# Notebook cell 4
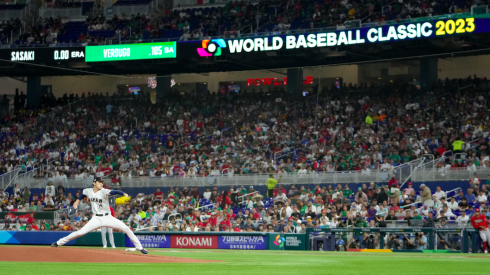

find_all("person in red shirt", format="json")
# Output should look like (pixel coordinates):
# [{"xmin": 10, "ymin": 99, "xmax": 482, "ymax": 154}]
[
  {"xmin": 208, "ymin": 212, "xmax": 217, "ymax": 227},
  {"xmin": 154, "ymin": 189, "xmax": 164, "ymax": 201},
  {"xmin": 220, "ymin": 161, "xmax": 230, "ymax": 173},
  {"xmin": 471, "ymin": 208, "xmax": 490, "ymax": 253},
  {"xmin": 27, "ymin": 213, "xmax": 35, "ymax": 224},
  {"xmin": 31, "ymin": 220, "xmax": 39, "ymax": 231},
  {"xmin": 251, "ymin": 208, "xmax": 261, "ymax": 221},
  {"xmin": 219, "ymin": 214, "xmax": 231, "ymax": 231},
  {"xmin": 219, "ymin": 191, "xmax": 232, "ymax": 209},
  {"xmin": 388, "ymin": 175, "xmax": 397, "ymax": 187}
]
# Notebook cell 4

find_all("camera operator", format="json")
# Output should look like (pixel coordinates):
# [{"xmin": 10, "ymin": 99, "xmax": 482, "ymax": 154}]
[
  {"xmin": 363, "ymin": 233, "xmax": 379, "ymax": 249},
  {"xmin": 436, "ymin": 219, "xmax": 454, "ymax": 249},
  {"xmin": 403, "ymin": 234, "xmax": 416, "ymax": 249},
  {"xmin": 353, "ymin": 216, "xmax": 368, "ymax": 247},
  {"xmin": 387, "ymin": 233, "xmax": 401, "ymax": 250},
  {"xmin": 347, "ymin": 237, "xmax": 359, "ymax": 249},
  {"xmin": 414, "ymin": 232, "xmax": 427, "ymax": 250}
]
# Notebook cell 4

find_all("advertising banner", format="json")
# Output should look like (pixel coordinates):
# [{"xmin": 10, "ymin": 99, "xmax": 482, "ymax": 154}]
[
  {"xmin": 284, "ymin": 234, "xmax": 306, "ymax": 251},
  {"xmin": 170, "ymin": 235, "xmax": 218, "ymax": 249},
  {"xmin": 218, "ymin": 235, "xmax": 267, "ymax": 250},
  {"xmin": 268, "ymin": 233, "xmax": 285, "ymax": 250},
  {"xmin": 0, "ymin": 211, "xmax": 55, "ymax": 221},
  {"xmin": 192, "ymin": 15, "xmax": 490, "ymax": 58},
  {"xmin": 126, "ymin": 234, "xmax": 170, "ymax": 248},
  {"xmin": 0, "ymin": 231, "xmax": 125, "ymax": 247}
]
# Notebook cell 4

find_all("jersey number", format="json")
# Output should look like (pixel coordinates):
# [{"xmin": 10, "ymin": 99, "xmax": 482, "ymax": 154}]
[{"xmin": 98, "ymin": 203, "xmax": 103, "ymax": 208}]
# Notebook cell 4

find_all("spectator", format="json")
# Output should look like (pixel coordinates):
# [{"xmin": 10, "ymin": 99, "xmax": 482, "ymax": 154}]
[{"xmin": 420, "ymin": 184, "xmax": 432, "ymax": 206}]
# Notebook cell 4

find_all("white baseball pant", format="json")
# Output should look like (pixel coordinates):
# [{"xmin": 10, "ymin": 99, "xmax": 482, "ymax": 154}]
[
  {"xmin": 56, "ymin": 215, "xmax": 143, "ymax": 250},
  {"xmin": 101, "ymin": 227, "xmax": 115, "ymax": 248},
  {"xmin": 479, "ymin": 228, "xmax": 490, "ymax": 244}
]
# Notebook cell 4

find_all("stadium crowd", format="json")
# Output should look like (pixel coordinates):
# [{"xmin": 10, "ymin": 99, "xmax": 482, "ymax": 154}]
[
  {"xmin": 0, "ymin": 75, "xmax": 490, "ymax": 249},
  {"xmin": 13, "ymin": 0, "xmax": 490, "ymax": 45}
]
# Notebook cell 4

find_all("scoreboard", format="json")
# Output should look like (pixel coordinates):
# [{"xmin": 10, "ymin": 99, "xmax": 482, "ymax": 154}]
[
  {"xmin": 0, "ymin": 14, "xmax": 488, "ymax": 65},
  {"xmin": 6, "ymin": 47, "xmax": 85, "ymax": 63}
]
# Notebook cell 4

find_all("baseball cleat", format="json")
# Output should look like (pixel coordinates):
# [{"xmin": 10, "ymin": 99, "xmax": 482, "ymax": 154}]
[
  {"xmin": 112, "ymin": 246, "xmax": 116, "ymax": 249},
  {"xmin": 485, "ymin": 250, "xmax": 488, "ymax": 254},
  {"xmin": 51, "ymin": 242, "xmax": 58, "ymax": 247},
  {"xmin": 140, "ymin": 248, "xmax": 148, "ymax": 254},
  {"xmin": 103, "ymin": 246, "xmax": 107, "ymax": 249}
]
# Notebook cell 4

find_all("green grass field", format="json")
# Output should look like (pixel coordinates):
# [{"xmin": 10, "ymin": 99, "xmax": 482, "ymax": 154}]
[{"xmin": 2, "ymin": 246, "xmax": 490, "ymax": 275}]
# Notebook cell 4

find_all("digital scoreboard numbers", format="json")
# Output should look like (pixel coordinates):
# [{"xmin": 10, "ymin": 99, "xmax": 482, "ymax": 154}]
[
  {"xmin": 9, "ymin": 48, "xmax": 85, "ymax": 62},
  {"xmin": 53, "ymin": 49, "xmax": 85, "ymax": 60},
  {"xmin": 85, "ymin": 42, "xmax": 176, "ymax": 62}
]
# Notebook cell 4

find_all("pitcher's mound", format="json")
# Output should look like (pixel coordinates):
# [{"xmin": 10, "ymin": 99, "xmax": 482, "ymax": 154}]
[{"xmin": 0, "ymin": 246, "xmax": 220, "ymax": 263}]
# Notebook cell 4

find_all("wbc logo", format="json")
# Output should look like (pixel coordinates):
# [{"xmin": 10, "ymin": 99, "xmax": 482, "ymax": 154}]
[
  {"xmin": 197, "ymin": 39, "xmax": 226, "ymax": 57},
  {"xmin": 147, "ymin": 77, "xmax": 157, "ymax": 89}
]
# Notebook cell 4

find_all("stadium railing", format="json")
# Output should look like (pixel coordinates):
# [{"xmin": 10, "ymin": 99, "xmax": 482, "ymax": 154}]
[{"xmin": 8, "ymin": 146, "xmax": 490, "ymax": 189}]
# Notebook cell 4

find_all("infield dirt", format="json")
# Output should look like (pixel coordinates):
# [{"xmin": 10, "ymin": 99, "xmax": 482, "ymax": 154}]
[{"xmin": 0, "ymin": 246, "xmax": 220, "ymax": 263}]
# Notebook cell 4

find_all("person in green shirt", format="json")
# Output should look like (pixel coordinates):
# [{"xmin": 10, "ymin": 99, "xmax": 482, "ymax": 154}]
[
  {"xmin": 266, "ymin": 174, "xmax": 282, "ymax": 197},
  {"xmin": 452, "ymin": 138, "xmax": 464, "ymax": 153},
  {"xmin": 342, "ymin": 184, "xmax": 353, "ymax": 197},
  {"xmin": 365, "ymin": 115, "xmax": 373, "ymax": 125},
  {"xmin": 389, "ymin": 151, "xmax": 401, "ymax": 164},
  {"xmin": 137, "ymin": 208, "xmax": 147, "ymax": 219},
  {"xmin": 402, "ymin": 152, "xmax": 410, "ymax": 163},
  {"xmin": 411, "ymin": 211, "xmax": 423, "ymax": 220},
  {"xmin": 29, "ymin": 201, "xmax": 37, "ymax": 211},
  {"xmin": 94, "ymin": 152, "xmax": 102, "ymax": 165},
  {"xmin": 19, "ymin": 221, "xmax": 26, "ymax": 231},
  {"xmin": 239, "ymin": 186, "xmax": 248, "ymax": 196},
  {"xmin": 485, "ymin": 175, "xmax": 490, "ymax": 190}
]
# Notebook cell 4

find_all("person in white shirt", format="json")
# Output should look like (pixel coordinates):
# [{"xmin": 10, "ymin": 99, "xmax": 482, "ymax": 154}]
[
  {"xmin": 437, "ymin": 205, "xmax": 455, "ymax": 219},
  {"xmin": 380, "ymin": 161, "xmax": 393, "ymax": 172},
  {"xmin": 455, "ymin": 211, "xmax": 469, "ymax": 227},
  {"xmin": 203, "ymin": 188, "xmax": 211, "ymax": 200},
  {"xmin": 477, "ymin": 190, "xmax": 488, "ymax": 205},
  {"xmin": 446, "ymin": 197, "xmax": 459, "ymax": 211},
  {"xmin": 128, "ymin": 212, "xmax": 142, "ymax": 224},
  {"xmin": 297, "ymin": 167, "xmax": 307, "ymax": 176},
  {"xmin": 44, "ymin": 195, "xmax": 54, "ymax": 205},
  {"xmin": 154, "ymin": 209, "xmax": 165, "ymax": 221},
  {"xmin": 45, "ymin": 182, "xmax": 56, "ymax": 197},
  {"xmin": 434, "ymin": 186, "xmax": 446, "ymax": 200},
  {"xmin": 467, "ymin": 161, "xmax": 477, "ymax": 173},
  {"xmin": 361, "ymin": 166, "xmax": 371, "ymax": 175},
  {"xmin": 274, "ymin": 190, "xmax": 287, "ymax": 202},
  {"xmin": 186, "ymin": 224, "xmax": 199, "ymax": 232}
]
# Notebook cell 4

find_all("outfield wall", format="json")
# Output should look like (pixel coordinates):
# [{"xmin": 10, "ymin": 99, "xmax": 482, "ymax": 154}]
[
  {"xmin": 0, "ymin": 231, "xmax": 125, "ymax": 246},
  {"xmin": 0, "ymin": 228, "xmax": 481, "ymax": 253}
]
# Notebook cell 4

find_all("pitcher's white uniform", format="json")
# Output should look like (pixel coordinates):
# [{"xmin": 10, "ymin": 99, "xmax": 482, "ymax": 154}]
[{"xmin": 55, "ymin": 188, "xmax": 143, "ymax": 250}]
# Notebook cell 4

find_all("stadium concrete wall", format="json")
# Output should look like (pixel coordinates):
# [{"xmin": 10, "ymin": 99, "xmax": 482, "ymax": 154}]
[
  {"xmin": 0, "ymin": 77, "xmax": 27, "ymax": 95},
  {"xmin": 438, "ymin": 54, "xmax": 490, "ymax": 80},
  {"xmin": 38, "ymin": 65, "xmax": 360, "ymax": 98},
  {"xmin": 40, "ymin": 75, "xmax": 152, "ymax": 98}
]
